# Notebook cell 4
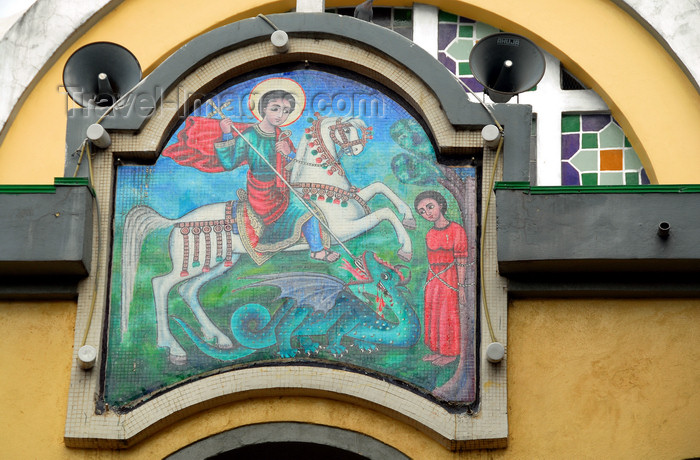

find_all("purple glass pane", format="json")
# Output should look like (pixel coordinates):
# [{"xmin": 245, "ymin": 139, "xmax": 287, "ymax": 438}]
[
  {"xmin": 458, "ymin": 17, "xmax": 476, "ymax": 24},
  {"xmin": 561, "ymin": 161, "xmax": 581, "ymax": 185},
  {"xmin": 561, "ymin": 133, "xmax": 580, "ymax": 159},
  {"xmin": 581, "ymin": 114, "xmax": 611, "ymax": 132},
  {"xmin": 438, "ymin": 52, "xmax": 456, "ymax": 75},
  {"xmin": 640, "ymin": 168, "xmax": 650, "ymax": 184},
  {"xmin": 460, "ymin": 77, "xmax": 483, "ymax": 93},
  {"xmin": 438, "ymin": 24, "xmax": 458, "ymax": 51}
]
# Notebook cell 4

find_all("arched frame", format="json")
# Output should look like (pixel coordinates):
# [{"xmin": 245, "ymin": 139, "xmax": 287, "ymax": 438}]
[
  {"xmin": 165, "ymin": 422, "xmax": 410, "ymax": 459},
  {"xmin": 65, "ymin": 14, "xmax": 517, "ymax": 450}
]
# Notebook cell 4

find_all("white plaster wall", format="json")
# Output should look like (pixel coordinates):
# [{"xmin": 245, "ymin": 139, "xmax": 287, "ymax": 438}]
[
  {"xmin": 0, "ymin": 0, "xmax": 697, "ymax": 145},
  {"xmin": 614, "ymin": 0, "xmax": 700, "ymax": 91}
]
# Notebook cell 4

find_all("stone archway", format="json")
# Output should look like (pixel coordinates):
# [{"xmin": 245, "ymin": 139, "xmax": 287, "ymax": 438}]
[{"xmin": 166, "ymin": 422, "xmax": 409, "ymax": 460}]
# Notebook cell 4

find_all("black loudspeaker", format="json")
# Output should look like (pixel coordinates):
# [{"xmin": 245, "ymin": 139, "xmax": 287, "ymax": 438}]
[
  {"xmin": 469, "ymin": 33, "xmax": 545, "ymax": 103},
  {"xmin": 63, "ymin": 42, "xmax": 141, "ymax": 107}
]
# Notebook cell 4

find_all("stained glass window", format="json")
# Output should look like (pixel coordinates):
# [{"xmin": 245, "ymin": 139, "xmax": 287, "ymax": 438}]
[
  {"xmin": 437, "ymin": 11, "xmax": 498, "ymax": 92},
  {"xmin": 437, "ymin": 11, "xmax": 651, "ymax": 186},
  {"xmin": 561, "ymin": 114, "xmax": 650, "ymax": 185}
]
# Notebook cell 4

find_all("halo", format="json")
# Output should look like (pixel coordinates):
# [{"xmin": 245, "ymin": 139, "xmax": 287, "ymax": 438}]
[{"xmin": 248, "ymin": 77, "xmax": 306, "ymax": 126}]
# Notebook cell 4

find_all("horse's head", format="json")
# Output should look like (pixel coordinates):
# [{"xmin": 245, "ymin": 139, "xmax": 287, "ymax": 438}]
[{"xmin": 328, "ymin": 117, "xmax": 373, "ymax": 157}]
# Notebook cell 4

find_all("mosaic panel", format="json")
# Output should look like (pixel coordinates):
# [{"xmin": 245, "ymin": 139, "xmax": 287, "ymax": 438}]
[
  {"xmin": 561, "ymin": 114, "xmax": 650, "ymax": 185},
  {"xmin": 106, "ymin": 69, "xmax": 478, "ymax": 411}
]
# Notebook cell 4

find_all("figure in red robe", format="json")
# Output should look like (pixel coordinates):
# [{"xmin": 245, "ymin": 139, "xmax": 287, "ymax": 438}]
[{"xmin": 414, "ymin": 190, "xmax": 468, "ymax": 366}]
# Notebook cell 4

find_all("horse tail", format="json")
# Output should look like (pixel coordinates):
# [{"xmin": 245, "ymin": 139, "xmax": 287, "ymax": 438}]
[{"xmin": 121, "ymin": 205, "xmax": 173, "ymax": 339}]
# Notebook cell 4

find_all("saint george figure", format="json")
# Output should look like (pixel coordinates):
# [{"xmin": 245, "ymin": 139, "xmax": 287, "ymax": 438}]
[
  {"xmin": 414, "ymin": 190, "xmax": 467, "ymax": 366},
  {"xmin": 215, "ymin": 89, "xmax": 340, "ymax": 262}
]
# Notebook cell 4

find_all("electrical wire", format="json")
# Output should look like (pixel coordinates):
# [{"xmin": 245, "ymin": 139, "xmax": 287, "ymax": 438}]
[
  {"xmin": 73, "ymin": 65, "xmax": 149, "ymax": 349},
  {"xmin": 257, "ymin": 14, "xmax": 280, "ymax": 31},
  {"xmin": 456, "ymin": 77, "xmax": 503, "ymax": 132},
  {"xmin": 479, "ymin": 136, "xmax": 503, "ymax": 344},
  {"xmin": 454, "ymin": 74, "xmax": 504, "ymax": 343},
  {"xmin": 80, "ymin": 142, "xmax": 102, "ymax": 348}
]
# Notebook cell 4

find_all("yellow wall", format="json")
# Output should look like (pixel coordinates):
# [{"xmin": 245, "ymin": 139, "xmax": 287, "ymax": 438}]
[
  {"xmin": 0, "ymin": 0, "xmax": 699, "ymax": 184},
  {"xmin": 1, "ymin": 298, "xmax": 698, "ymax": 458}
]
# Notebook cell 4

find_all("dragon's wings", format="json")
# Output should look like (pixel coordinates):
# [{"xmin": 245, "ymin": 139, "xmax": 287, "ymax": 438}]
[{"xmin": 236, "ymin": 272, "xmax": 346, "ymax": 313}]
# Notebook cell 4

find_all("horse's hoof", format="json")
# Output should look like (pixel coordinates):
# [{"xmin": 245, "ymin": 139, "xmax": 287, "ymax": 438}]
[
  {"xmin": 403, "ymin": 218, "xmax": 417, "ymax": 230},
  {"xmin": 398, "ymin": 249, "xmax": 412, "ymax": 262},
  {"xmin": 169, "ymin": 353, "xmax": 187, "ymax": 366},
  {"xmin": 217, "ymin": 336, "xmax": 234, "ymax": 349}
]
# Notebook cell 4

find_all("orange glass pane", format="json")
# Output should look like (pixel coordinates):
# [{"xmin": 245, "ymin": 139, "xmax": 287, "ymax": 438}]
[{"xmin": 600, "ymin": 149, "xmax": 623, "ymax": 171}]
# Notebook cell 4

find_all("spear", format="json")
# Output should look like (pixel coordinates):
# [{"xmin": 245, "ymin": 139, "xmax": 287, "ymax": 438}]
[{"xmin": 206, "ymin": 99, "xmax": 358, "ymax": 264}]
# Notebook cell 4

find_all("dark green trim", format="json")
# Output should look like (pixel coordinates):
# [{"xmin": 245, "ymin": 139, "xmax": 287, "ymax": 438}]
[
  {"xmin": 495, "ymin": 182, "xmax": 700, "ymax": 194},
  {"xmin": 55, "ymin": 177, "xmax": 95, "ymax": 196},
  {"xmin": 0, "ymin": 184, "xmax": 57, "ymax": 194},
  {"xmin": 55, "ymin": 176, "xmax": 91, "ymax": 186},
  {"xmin": 0, "ymin": 178, "xmax": 94, "ymax": 196}
]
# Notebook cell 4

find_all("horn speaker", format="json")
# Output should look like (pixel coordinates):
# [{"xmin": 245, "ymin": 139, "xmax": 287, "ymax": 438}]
[
  {"xmin": 63, "ymin": 42, "xmax": 141, "ymax": 107},
  {"xmin": 469, "ymin": 33, "xmax": 545, "ymax": 103}
]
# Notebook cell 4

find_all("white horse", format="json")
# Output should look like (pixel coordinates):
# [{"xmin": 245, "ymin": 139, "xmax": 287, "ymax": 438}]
[{"xmin": 120, "ymin": 116, "xmax": 416, "ymax": 364}]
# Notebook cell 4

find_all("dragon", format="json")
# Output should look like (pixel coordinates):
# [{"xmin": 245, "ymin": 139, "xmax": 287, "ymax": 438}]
[{"xmin": 174, "ymin": 251, "xmax": 421, "ymax": 360}]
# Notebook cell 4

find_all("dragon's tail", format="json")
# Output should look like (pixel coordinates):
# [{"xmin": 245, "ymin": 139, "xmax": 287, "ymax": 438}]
[
  {"xmin": 120, "ymin": 205, "xmax": 172, "ymax": 339},
  {"xmin": 173, "ymin": 318, "xmax": 255, "ymax": 361},
  {"xmin": 229, "ymin": 303, "xmax": 280, "ymax": 350}
]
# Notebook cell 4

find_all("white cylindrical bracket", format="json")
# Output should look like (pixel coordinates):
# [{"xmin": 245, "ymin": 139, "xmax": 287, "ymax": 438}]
[
  {"xmin": 86, "ymin": 123, "xmax": 111, "ymax": 149},
  {"xmin": 481, "ymin": 124, "xmax": 502, "ymax": 149},
  {"xmin": 78, "ymin": 345, "xmax": 97, "ymax": 370},
  {"xmin": 271, "ymin": 30, "xmax": 289, "ymax": 53},
  {"xmin": 486, "ymin": 341, "xmax": 505, "ymax": 363}
]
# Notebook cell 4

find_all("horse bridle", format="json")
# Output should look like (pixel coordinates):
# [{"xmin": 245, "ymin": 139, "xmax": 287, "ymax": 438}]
[{"xmin": 328, "ymin": 117, "xmax": 373, "ymax": 155}]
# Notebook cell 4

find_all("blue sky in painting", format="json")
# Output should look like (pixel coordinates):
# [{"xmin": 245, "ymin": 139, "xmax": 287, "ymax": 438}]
[{"xmin": 115, "ymin": 70, "xmax": 417, "ymax": 221}]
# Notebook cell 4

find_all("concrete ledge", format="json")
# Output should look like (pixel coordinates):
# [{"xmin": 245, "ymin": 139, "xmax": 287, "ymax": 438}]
[
  {"xmin": 0, "ymin": 180, "xmax": 93, "ymax": 295},
  {"xmin": 496, "ymin": 184, "xmax": 700, "ymax": 281}
]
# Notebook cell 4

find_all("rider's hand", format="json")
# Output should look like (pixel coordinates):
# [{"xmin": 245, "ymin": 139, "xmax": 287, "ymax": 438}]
[
  {"xmin": 220, "ymin": 118, "xmax": 233, "ymax": 134},
  {"xmin": 276, "ymin": 140, "xmax": 292, "ymax": 156}
]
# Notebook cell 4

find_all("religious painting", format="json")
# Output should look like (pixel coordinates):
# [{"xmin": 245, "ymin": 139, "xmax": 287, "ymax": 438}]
[{"xmin": 106, "ymin": 68, "xmax": 478, "ymax": 410}]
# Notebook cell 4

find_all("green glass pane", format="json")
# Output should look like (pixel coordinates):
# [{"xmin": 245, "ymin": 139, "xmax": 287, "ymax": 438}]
[
  {"xmin": 623, "ymin": 149, "xmax": 643, "ymax": 170},
  {"xmin": 581, "ymin": 133, "xmax": 598, "ymax": 149},
  {"xmin": 458, "ymin": 61, "xmax": 472, "ymax": 76},
  {"xmin": 459, "ymin": 25, "xmax": 474, "ymax": 38},
  {"xmin": 446, "ymin": 39, "xmax": 473, "ymax": 61},
  {"xmin": 599, "ymin": 172, "xmax": 624, "ymax": 185},
  {"xmin": 625, "ymin": 172, "xmax": 639, "ymax": 185},
  {"xmin": 439, "ymin": 11, "xmax": 458, "ymax": 22},
  {"xmin": 562, "ymin": 115, "xmax": 580, "ymax": 132},
  {"xmin": 624, "ymin": 137, "xmax": 632, "ymax": 147},
  {"xmin": 475, "ymin": 23, "xmax": 500, "ymax": 39},
  {"xmin": 581, "ymin": 172, "xmax": 598, "ymax": 185},
  {"xmin": 570, "ymin": 149, "xmax": 598, "ymax": 172},
  {"xmin": 599, "ymin": 122, "xmax": 624, "ymax": 148},
  {"xmin": 394, "ymin": 8, "xmax": 412, "ymax": 22}
]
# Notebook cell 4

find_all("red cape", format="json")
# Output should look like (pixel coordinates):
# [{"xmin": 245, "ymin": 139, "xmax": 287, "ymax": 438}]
[{"xmin": 162, "ymin": 117, "xmax": 251, "ymax": 172}]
